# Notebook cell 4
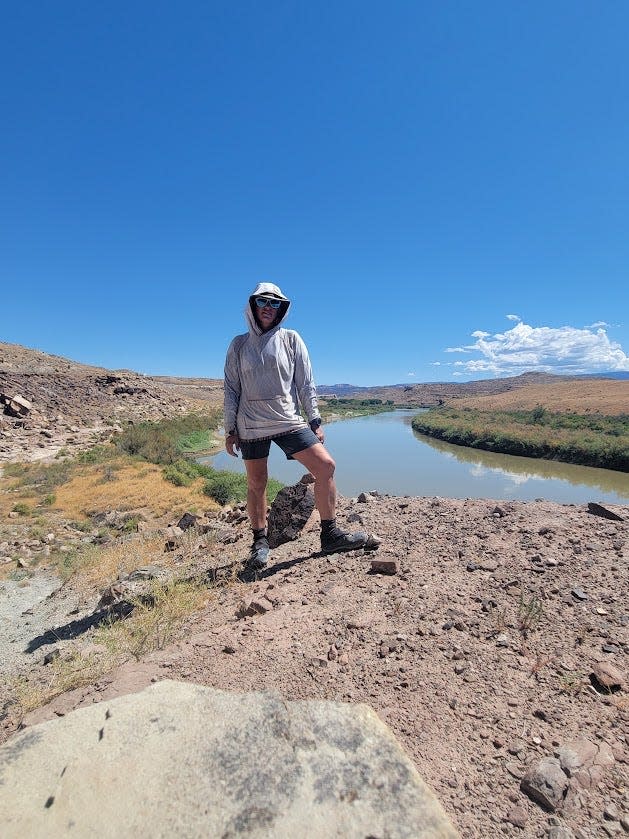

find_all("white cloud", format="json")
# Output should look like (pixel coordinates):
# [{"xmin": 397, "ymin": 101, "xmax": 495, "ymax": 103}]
[
  {"xmin": 506, "ymin": 314, "xmax": 521, "ymax": 321},
  {"xmin": 430, "ymin": 362, "xmax": 441, "ymax": 366},
  {"xmin": 587, "ymin": 321, "xmax": 610, "ymax": 329},
  {"xmin": 407, "ymin": 371, "xmax": 416, "ymax": 376},
  {"xmin": 443, "ymin": 321, "xmax": 629, "ymax": 377}
]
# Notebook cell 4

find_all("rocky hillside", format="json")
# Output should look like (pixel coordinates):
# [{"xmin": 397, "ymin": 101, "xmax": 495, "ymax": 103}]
[{"xmin": 0, "ymin": 342, "xmax": 223, "ymax": 462}]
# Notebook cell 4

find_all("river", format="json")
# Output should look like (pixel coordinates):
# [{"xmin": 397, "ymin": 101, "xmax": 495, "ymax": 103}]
[{"xmin": 203, "ymin": 410, "xmax": 629, "ymax": 504}]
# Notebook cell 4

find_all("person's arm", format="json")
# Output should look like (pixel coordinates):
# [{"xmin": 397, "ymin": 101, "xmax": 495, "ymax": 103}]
[
  {"xmin": 224, "ymin": 338, "xmax": 242, "ymax": 456},
  {"xmin": 292, "ymin": 332, "xmax": 323, "ymax": 441}
]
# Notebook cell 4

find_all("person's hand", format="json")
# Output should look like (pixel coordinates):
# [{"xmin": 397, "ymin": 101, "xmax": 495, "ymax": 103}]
[
  {"xmin": 226, "ymin": 433, "xmax": 240, "ymax": 457},
  {"xmin": 314, "ymin": 426, "xmax": 325, "ymax": 444}
]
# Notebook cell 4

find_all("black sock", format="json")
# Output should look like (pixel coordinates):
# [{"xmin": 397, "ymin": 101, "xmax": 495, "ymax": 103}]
[
  {"xmin": 252, "ymin": 528, "xmax": 267, "ymax": 542},
  {"xmin": 321, "ymin": 519, "xmax": 336, "ymax": 535}
]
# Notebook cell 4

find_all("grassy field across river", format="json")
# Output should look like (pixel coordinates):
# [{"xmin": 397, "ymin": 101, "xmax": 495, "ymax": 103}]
[{"xmin": 412, "ymin": 378, "xmax": 629, "ymax": 472}]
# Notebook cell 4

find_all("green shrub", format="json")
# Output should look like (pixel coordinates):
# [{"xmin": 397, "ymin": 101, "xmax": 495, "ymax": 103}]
[
  {"xmin": 162, "ymin": 458, "xmax": 214, "ymax": 487},
  {"xmin": 203, "ymin": 471, "xmax": 248, "ymax": 505},
  {"xmin": 202, "ymin": 471, "xmax": 284, "ymax": 506},
  {"xmin": 43, "ymin": 493, "xmax": 56, "ymax": 506},
  {"xmin": 115, "ymin": 412, "xmax": 222, "ymax": 465},
  {"xmin": 12, "ymin": 502, "xmax": 31, "ymax": 516},
  {"xmin": 77, "ymin": 445, "xmax": 116, "ymax": 464}
]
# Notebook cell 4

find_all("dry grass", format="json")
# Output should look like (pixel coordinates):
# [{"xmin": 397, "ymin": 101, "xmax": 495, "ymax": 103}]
[
  {"xmin": 80, "ymin": 533, "xmax": 170, "ymax": 590},
  {"xmin": 8, "ymin": 576, "xmax": 211, "ymax": 718},
  {"xmin": 10, "ymin": 649, "xmax": 119, "ymax": 719},
  {"xmin": 95, "ymin": 578, "xmax": 211, "ymax": 661},
  {"xmin": 452, "ymin": 379, "xmax": 629, "ymax": 415},
  {"xmin": 53, "ymin": 462, "xmax": 216, "ymax": 520}
]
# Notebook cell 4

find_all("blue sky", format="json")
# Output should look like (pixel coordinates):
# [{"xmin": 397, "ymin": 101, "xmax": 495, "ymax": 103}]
[{"xmin": 2, "ymin": 1, "xmax": 628, "ymax": 386}]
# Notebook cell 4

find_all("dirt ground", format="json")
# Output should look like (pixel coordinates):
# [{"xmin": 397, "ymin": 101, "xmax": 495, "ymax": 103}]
[{"xmin": 2, "ymin": 491, "xmax": 627, "ymax": 838}]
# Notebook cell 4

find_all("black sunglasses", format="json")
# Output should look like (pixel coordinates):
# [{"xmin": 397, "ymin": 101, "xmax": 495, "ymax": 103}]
[{"xmin": 255, "ymin": 297, "xmax": 282, "ymax": 309}]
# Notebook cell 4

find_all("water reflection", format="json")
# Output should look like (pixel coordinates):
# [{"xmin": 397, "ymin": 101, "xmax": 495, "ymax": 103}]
[
  {"xmin": 204, "ymin": 410, "xmax": 629, "ymax": 504},
  {"xmin": 414, "ymin": 431, "xmax": 629, "ymax": 497}
]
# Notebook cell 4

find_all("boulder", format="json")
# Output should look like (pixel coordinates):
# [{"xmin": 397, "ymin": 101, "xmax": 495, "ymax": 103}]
[
  {"xmin": 1, "ymin": 392, "xmax": 31, "ymax": 417},
  {"xmin": 267, "ymin": 475, "xmax": 316, "ymax": 548},
  {"xmin": 0, "ymin": 681, "xmax": 458, "ymax": 838}
]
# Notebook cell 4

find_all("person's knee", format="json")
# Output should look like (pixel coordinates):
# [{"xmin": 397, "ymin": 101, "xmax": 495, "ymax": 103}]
[{"xmin": 314, "ymin": 455, "xmax": 335, "ymax": 482}]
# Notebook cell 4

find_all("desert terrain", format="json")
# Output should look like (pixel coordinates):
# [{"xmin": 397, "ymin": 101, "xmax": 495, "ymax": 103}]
[{"xmin": 0, "ymin": 342, "xmax": 627, "ymax": 838}]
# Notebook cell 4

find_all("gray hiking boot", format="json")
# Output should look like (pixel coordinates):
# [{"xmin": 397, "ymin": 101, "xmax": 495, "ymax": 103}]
[
  {"xmin": 320, "ymin": 528, "xmax": 368, "ymax": 555},
  {"xmin": 248, "ymin": 536, "xmax": 269, "ymax": 570}
]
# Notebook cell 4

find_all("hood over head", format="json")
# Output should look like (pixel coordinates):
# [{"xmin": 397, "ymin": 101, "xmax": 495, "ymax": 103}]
[{"xmin": 246, "ymin": 282, "xmax": 290, "ymax": 335}]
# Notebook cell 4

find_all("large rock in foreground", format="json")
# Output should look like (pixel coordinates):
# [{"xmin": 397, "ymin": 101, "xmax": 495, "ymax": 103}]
[{"xmin": 0, "ymin": 680, "xmax": 458, "ymax": 838}]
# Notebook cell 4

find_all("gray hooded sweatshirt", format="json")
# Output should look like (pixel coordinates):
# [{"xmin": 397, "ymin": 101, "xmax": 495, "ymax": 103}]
[{"xmin": 223, "ymin": 283, "xmax": 321, "ymax": 441}]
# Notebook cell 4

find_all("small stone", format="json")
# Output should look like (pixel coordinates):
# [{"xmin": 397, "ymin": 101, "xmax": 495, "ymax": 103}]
[
  {"xmin": 370, "ymin": 558, "xmax": 398, "ymax": 575},
  {"xmin": 572, "ymin": 587, "xmax": 588, "ymax": 601},
  {"xmin": 521, "ymin": 758, "xmax": 568, "ymax": 811},
  {"xmin": 505, "ymin": 762, "xmax": 524, "ymax": 780},
  {"xmin": 604, "ymin": 804, "xmax": 620, "ymax": 821},
  {"xmin": 548, "ymin": 828, "xmax": 576, "ymax": 839},
  {"xmin": 237, "ymin": 597, "xmax": 273, "ymax": 618},
  {"xmin": 591, "ymin": 661, "xmax": 625, "ymax": 692},
  {"xmin": 43, "ymin": 648, "xmax": 61, "ymax": 665},
  {"xmin": 504, "ymin": 805, "xmax": 528, "ymax": 828}
]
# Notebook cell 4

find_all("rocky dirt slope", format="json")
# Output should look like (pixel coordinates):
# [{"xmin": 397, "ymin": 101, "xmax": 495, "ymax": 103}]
[
  {"xmin": 2, "ymin": 492, "xmax": 627, "ymax": 838},
  {"xmin": 0, "ymin": 342, "xmax": 223, "ymax": 462}
]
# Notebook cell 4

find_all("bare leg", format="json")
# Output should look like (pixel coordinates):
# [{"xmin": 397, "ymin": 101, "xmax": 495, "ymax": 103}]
[
  {"xmin": 244, "ymin": 458, "xmax": 269, "ymax": 530},
  {"xmin": 291, "ymin": 443, "xmax": 336, "ymax": 519},
  {"xmin": 293, "ymin": 442, "xmax": 367, "ymax": 553}
]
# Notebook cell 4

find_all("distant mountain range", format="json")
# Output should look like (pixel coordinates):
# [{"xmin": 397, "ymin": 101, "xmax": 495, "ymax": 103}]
[
  {"xmin": 317, "ymin": 371, "xmax": 629, "ymax": 396},
  {"xmin": 575, "ymin": 371, "xmax": 629, "ymax": 380}
]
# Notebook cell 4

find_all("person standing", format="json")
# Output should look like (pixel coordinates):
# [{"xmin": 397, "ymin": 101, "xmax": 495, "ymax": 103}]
[{"xmin": 224, "ymin": 282, "xmax": 368, "ymax": 569}]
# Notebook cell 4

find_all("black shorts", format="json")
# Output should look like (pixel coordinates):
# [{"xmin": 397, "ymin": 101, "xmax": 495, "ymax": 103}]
[{"xmin": 239, "ymin": 427, "xmax": 320, "ymax": 461}]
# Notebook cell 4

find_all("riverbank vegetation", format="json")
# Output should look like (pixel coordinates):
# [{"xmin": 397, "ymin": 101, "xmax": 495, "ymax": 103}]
[
  {"xmin": 319, "ymin": 397, "xmax": 394, "ymax": 420},
  {"xmin": 412, "ymin": 406, "xmax": 629, "ymax": 472}
]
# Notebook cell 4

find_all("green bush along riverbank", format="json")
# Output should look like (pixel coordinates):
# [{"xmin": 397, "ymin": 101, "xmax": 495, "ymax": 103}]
[
  {"xmin": 319, "ymin": 398, "xmax": 394, "ymax": 420},
  {"xmin": 412, "ymin": 406, "xmax": 629, "ymax": 472}
]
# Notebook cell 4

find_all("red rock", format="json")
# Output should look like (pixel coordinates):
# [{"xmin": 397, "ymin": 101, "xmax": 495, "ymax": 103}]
[{"xmin": 370, "ymin": 559, "xmax": 398, "ymax": 575}]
